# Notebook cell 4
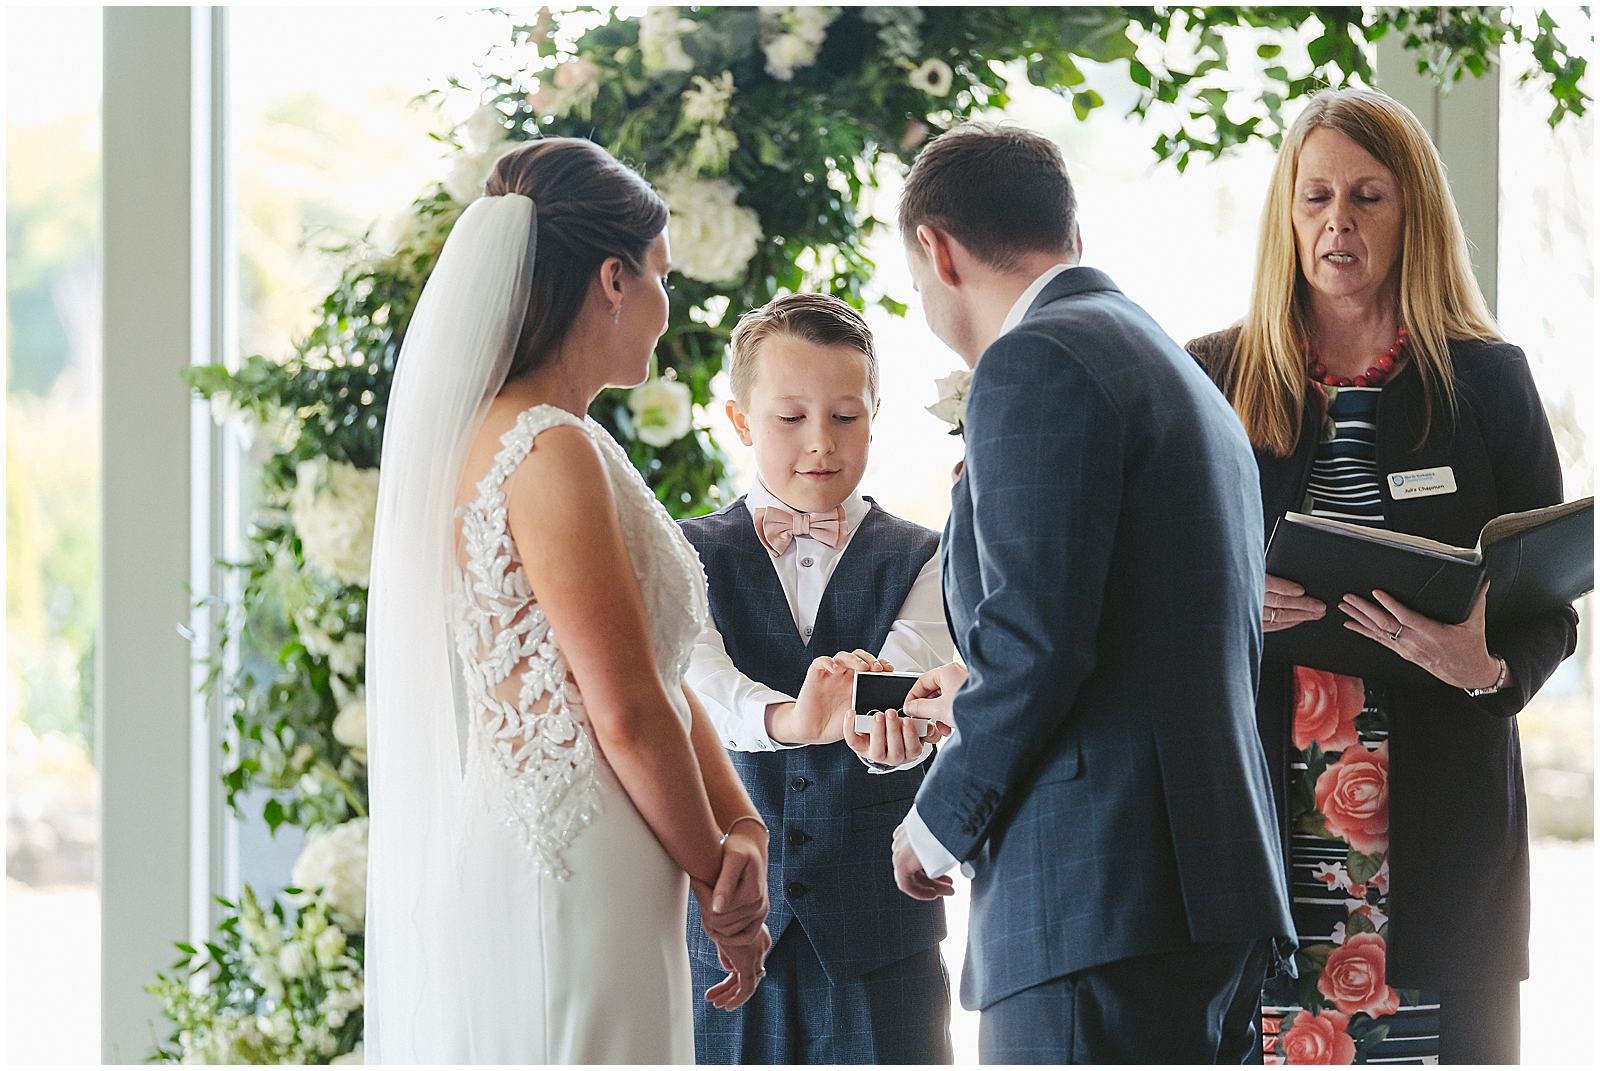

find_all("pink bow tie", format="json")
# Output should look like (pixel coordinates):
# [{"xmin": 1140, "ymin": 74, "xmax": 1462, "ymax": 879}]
[{"xmin": 752, "ymin": 505, "xmax": 846, "ymax": 557}]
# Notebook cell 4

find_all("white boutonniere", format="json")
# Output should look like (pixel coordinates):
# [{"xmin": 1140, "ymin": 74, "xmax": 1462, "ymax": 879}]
[{"xmin": 926, "ymin": 369, "xmax": 972, "ymax": 436}]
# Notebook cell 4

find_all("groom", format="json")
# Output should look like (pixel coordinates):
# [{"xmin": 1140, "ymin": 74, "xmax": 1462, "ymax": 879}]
[{"xmin": 890, "ymin": 123, "xmax": 1294, "ymax": 1063}]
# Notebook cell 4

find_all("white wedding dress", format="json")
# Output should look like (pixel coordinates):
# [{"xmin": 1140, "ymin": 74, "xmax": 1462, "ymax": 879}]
[{"xmin": 448, "ymin": 403, "xmax": 707, "ymax": 1063}]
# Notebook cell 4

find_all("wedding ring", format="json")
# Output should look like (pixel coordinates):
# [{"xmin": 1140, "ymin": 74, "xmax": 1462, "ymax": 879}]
[{"xmin": 1388, "ymin": 626, "xmax": 1404, "ymax": 641}]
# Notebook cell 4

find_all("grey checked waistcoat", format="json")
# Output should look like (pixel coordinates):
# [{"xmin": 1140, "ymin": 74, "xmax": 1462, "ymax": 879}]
[{"xmin": 682, "ymin": 496, "xmax": 947, "ymax": 981}]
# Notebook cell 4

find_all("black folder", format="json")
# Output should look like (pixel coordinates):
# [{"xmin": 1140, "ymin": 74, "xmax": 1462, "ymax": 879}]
[{"xmin": 1264, "ymin": 497, "xmax": 1594, "ymax": 682}]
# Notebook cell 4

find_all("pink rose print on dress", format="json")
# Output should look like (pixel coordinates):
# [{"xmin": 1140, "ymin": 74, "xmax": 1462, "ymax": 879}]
[
  {"xmin": 1292, "ymin": 667, "xmax": 1363, "ymax": 752},
  {"xmin": 1313, "ymin": 742, "xmax": 1390, "ymax": 853},
  {"xmin": 1318, "ymin": 931, "xmax": 1401, "ymax": 1019},
  {"xmin": 1281, "ymin": 1009, "xmax": 1356, "ymax": 1064}
]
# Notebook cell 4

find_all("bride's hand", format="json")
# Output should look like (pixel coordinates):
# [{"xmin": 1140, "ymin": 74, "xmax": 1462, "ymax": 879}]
[
  {"xmin": 705, "ymin": 924, "xmax": 772, "ymax": 1011},
  {"xmin": 693, "ymin": 823, "xmax": 768, "ymax": 943}
]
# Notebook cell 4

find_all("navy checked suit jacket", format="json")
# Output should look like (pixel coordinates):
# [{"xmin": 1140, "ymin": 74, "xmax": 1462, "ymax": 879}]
[
  {"xmin": 682, "ymin": 499, "xmax": 947, "ymax": 983},
  {"xmin": 916, "ymin": 267, "xmax": 1295, "ymax": 1011}
]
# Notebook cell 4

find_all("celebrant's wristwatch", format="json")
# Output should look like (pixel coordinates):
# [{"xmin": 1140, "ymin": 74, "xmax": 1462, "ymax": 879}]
[{"xmin": 1465, "ymin": 656, "xmax": 1511, "ymax": 697}]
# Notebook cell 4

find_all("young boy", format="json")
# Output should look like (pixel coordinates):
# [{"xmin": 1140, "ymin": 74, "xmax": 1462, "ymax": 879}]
[{"xmin": 682, "ymin": 292, "xmax": 956, "ymax": 1064}]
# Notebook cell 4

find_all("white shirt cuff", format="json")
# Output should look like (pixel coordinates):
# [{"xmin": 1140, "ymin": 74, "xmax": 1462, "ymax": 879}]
[
  {"xmin": 903, "ymin": 803, "xmax": 969, "ymax": 879},
  {"xmin": 860, "ymin": 739, "xmax": 934, "ymax": 774},
  {"xmin": 742, "ymin": 691, "xmax": 804, "ymax": 751}
]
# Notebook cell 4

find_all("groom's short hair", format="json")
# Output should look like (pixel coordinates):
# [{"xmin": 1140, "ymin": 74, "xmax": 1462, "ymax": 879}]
[
  {"xmin": 899, "ymin": 122, "xmax": 1078, "ymax": 271},
  {"xmin": 727, "ymin": 293, "xmax": 879, "ymax": 406}
]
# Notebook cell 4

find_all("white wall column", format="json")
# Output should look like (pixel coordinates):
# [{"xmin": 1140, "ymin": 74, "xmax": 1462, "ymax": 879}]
[
  {"xmin": 1376, "ymin": 36, "xmax": 1501, "ymax": 311},
  {"xmin": 100, "ymin": 7, "xmax": 231, "ymax": 1060}
]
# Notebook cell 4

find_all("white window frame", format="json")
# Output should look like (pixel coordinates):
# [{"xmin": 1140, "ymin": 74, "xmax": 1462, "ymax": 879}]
[{"xmin": 99, "ymin": 6, "xmax": 238, "ymax": 1060}]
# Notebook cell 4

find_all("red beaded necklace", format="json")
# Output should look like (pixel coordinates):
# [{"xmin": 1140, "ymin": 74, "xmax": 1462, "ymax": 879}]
[{"xmin": 1308, "ymin": 324, "xmax": 1409, "ymax": 388}]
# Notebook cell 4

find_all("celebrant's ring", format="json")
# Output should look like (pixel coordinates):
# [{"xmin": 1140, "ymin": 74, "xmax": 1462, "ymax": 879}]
[
  {"xmin": 1266, "ymin": 607, "xmax": 1278, "ymax": 624},
  {"xmin": 1388, "ymin": 625, "xmax": 1404, "ymax": 641}
]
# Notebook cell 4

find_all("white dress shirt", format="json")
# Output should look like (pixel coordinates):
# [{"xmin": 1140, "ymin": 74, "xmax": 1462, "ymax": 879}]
[
  {"xmin": 685, "ymin": 482, "xmax": 954, "ymax": 772},
  {"xmin": 902, "ymin": 262, "xmax": 1077, "ymax": 878}
]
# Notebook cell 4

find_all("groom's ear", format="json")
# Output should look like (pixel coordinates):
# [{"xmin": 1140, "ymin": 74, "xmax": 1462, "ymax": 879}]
[
  {"xmin": 916, "ymin": 224, "xmax": 962, "ymax": 288},
  {"xmin": 725, "ymin": 399, "xmax": 755, "ymax": 446}
]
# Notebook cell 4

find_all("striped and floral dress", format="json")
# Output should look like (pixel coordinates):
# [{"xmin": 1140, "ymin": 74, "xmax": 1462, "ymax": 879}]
[{"xmin": 1262, "ymin": 385, "xmax": 1443, "ymax": 1065}]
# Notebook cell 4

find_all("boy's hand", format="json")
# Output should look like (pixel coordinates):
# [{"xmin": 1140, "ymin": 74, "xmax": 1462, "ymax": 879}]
[
  {"xmin": 769, "ymin": 650, "xmax": 891, "ymax": 745},
  {"xmin": 843, "ymin": 707, "xmax": 947, "ymax": 766},
  {"xmin": 900, "ymin": 662, "xmax": 967, "ymax": 729}
]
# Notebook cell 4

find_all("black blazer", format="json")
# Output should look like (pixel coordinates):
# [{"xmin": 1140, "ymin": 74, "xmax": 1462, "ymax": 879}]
[{"xmin": 1188, "ymin": 326, "xmax": 1579, "ymax": 987}]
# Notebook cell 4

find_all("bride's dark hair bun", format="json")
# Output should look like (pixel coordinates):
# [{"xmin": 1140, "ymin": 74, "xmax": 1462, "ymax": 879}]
[{"xmin": 484, "ymin": 138, "xmax": 668, "ymax": 378}]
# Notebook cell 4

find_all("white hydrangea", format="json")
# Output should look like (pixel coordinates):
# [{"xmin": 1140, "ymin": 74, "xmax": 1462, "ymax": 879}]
[
  {"xmin": 443, "ymin": 146, "xmax": 508, "ymax": 204},
  {"xmin": 910, "ymin": 58, "xmax": 955, "ymax": 97},
  {"xmin": 290, "ymin": 460, "xmax": 380, "ymax": 588},
  {"xmin": 681, "ymin": 71, "xmax": 734, "ymax": 125},
  {"xmin": 297, "ymin": 614, "xmax": 366, "ymax": 680},
  {"xmin": 276, "ymin": 941, "xmax": 315, "ymax": 981},
  {"xmin": 290, "ymin": 818, "xmax": 369, "ymax": 932},
  {"xmin": 460, "ymin": 105, "xmax": 509, "ymax": 154},
  {"xmin": 332, "ymin": 698, "xmax": 367, "ymax": 762},
  {"xmin": 759, "ymin": 7, "xmax": 838, "ymax": 80},
  {"xmin": 688, "ymin": 125, "xmax": 739, "ymax": 175},
  {"xmin": 864, "ymin": 6, "xmax": 924, "ymax": 59},
  {"xmin": 657, "ymin": 173, "xmax": 762, "ymax": 284},
  {"xmin": 639, "ymin": 8, "xmax": 696, "ymax": 75},
  {"xmin": 628, "ymin": 377, "xmax": 695, "ymax": 448},
  {"xmin": 313, "ymin": 924, "xmax": 348, "ymax": 969}
]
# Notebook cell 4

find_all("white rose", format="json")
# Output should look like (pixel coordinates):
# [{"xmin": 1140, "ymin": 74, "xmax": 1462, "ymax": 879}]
[
  {"xmin": 656, "ymin": 173, "xmax": 762, "ymax": 284},
  {"xmin": 290, "ymin": 818, "xmax": 369, "ymax": 931},
  {"xmin": 628, "ymin": 378, "xmax": 695, "ymax": 448},
  {"xmin": 332, "ymin": 699, "xmax": 367, "ymax": 761},
  {"xmin": 909, "ymin": 58, "xmax": 955, "ymax": 97},
  {"xmin": 276, "ymin": 941, "xmax": 315, "ymax": 980},
  {"xmin": 290, "ymin": 460, "xmax": 380, "ymax": 588},
  {"xmin": 926, "ymin": 369, "xmax": 973, "ymax": 428},
  {"xmin": 639, "ymin": 8, "xmax": 696, "ymax": 74},
  {"xmin": 461, "ymin": 105, "xmax": 508, "ymax": 154},
  {"xmin": 331, "ymin": 1044, "xmax": 364, "ymax": 1065}
]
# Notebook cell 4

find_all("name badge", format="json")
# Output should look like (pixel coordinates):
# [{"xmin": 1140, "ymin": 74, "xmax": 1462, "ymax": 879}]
[{"xmin": 1386, "ymin": 466, "xmax": 1458, "ymax": 500}]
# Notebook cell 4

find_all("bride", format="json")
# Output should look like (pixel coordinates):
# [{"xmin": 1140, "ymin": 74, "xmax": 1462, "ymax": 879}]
[{"xmin": 364, "ymin": 138, "xmax": 772, "ymax": 1063}]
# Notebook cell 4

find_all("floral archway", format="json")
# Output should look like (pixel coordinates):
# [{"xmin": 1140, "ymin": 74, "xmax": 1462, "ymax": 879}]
[{"xmin": 159, "ymin": 6, "xmax": 1585, "ymax": 1061}]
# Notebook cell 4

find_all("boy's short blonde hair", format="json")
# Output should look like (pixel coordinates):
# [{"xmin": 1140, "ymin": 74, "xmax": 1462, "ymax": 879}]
[{"xmin": 727, "ymin": 293, "xmax": 879, "ymax": 406}]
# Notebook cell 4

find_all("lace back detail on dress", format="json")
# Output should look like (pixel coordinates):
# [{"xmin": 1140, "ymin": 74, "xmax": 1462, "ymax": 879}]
[{"xmin": 453, "ymin": 405, "xmax": 600, "ymax": 880}]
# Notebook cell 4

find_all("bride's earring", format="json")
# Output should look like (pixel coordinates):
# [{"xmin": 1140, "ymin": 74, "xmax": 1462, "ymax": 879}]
[{"xmin": 612, "ymin": 303, "xmax": 623, "ymax": 325}]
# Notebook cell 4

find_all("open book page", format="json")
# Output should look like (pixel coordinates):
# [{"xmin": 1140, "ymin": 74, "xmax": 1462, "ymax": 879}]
[
  {"xmin": 1480, "ymin": 497, "xmax": 1593, "ymax": 547},
  {"xmin": 1282, "ymin": 513, "xmax": 1482, "ymax": 563}
]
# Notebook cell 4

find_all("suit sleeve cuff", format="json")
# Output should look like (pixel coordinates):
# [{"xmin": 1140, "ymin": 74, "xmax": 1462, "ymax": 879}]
[{"xmin": 904, "ymin": 804, "xmax": 967, "ymax": 879}]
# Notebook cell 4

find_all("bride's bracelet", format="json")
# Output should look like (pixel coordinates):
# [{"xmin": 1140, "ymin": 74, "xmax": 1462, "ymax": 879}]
[{"xmin": 720, "ymin": 815, "xmax": 768, "ymax": 846}]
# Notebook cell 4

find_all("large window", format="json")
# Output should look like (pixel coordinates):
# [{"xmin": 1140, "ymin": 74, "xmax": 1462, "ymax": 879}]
[
  {"xmin": 5, "ymin": 7, "xmax": 103, "ymax": 1064},
  {"xmin": 1497, "ymin": 9, "xmax": 1594, "ymax": 1063}
]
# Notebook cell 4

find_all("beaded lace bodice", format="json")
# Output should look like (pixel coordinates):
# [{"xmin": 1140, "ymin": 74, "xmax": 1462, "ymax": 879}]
[{"xmin": 451, "ymin": 404, "xmax": 709, "ymax": 879}]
